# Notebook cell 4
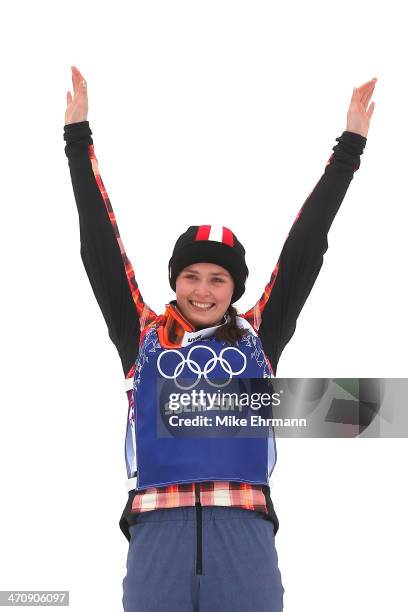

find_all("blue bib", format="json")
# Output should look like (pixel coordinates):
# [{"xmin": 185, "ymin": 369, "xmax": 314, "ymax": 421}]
[{"xmin": 126, "ymin": 317, "xmax": 277, "ymax": 489}]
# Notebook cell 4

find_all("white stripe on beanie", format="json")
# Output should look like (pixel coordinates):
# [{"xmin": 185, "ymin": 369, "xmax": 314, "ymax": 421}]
[{"xmin": 208, "ymin": 225, "xmax": 224, "ymax": 242}]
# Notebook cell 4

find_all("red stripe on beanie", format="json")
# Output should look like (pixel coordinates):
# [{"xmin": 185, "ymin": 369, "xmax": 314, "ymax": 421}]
[
  {"xmin": 195, "ymin": 225, "xmax": 211, "ymax": 241},
  {"xmin": 222, "ymin": 226, "xmax": 234, "ymax": 246}
]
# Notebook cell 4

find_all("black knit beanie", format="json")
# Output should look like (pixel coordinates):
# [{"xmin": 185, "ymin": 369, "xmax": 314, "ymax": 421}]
[{"xmin": 168, "ymin": 225, "xmax": 249, "ymax": 303}]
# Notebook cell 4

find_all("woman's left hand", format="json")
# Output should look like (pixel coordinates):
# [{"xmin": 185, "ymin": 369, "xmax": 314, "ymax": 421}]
[{"xmin": 346, "ymin": 77, "xmax": 377, "ymax": 138}]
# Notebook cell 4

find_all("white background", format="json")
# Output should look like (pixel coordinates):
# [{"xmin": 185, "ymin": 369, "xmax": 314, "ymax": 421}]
[{"xmin": 1, "ymin": 0, "xmax": 407, "ymax": 610}]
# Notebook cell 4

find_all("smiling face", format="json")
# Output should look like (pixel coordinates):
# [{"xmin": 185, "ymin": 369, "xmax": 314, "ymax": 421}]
[{"xmin": 175, "ymin": 262, "xmax": 234, "ymax": 328}]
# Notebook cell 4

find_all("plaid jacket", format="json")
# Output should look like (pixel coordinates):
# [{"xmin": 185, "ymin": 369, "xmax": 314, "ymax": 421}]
[{"xmin": 63, "ymin": 121, "xmax": 366, "ymax": 541}]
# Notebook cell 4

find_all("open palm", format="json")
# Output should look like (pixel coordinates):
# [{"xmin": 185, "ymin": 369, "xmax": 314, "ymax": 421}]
[
  {"xmin": 346, "ymin": 77, "xmax": 377, "ymax": 138},
  {"xmin": 65, "ymin": 65, "xmax": 88, "ymax": 125}
]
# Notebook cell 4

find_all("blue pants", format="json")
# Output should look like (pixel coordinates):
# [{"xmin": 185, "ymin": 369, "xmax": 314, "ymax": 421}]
[{"xmin": 122, "ymin": 505, "xmax": 285, "ymax": 611}]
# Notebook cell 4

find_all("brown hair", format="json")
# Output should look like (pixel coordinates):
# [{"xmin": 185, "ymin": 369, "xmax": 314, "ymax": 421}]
[{"xmin": 214, "ymin": 304, "xmax": 248, "ymax": 344}]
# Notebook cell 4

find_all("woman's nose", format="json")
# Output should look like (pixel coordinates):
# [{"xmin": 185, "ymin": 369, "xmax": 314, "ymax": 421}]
[{"xmin": 193, "ymin": 281, "xmax": 212, "ymax": 297}]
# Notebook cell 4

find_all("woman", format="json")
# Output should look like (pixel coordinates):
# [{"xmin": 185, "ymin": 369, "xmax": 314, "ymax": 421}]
[{"xmin": 63, "ymin": 65, "xmax": 376, "ymax": 611}]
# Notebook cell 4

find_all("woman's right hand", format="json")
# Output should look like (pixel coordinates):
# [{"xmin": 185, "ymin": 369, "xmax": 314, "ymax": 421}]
[{"xmin": 65, "ymin": 65, "xmax": 88, "ymax": 125}]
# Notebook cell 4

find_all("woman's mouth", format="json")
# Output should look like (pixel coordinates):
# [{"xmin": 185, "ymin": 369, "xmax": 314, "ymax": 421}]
[{"xmin": 189, "ymin": 300, "xmax": 215, "ymax": 312}]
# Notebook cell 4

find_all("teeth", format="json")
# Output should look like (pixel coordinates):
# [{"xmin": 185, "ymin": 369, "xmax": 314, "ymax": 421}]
[{"xmin": 191, "ymin": 301, "xmax": 214, "ymax": 309}]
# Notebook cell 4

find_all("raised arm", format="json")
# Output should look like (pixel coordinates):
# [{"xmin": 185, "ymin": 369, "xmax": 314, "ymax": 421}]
[
  {"xmin": 63, "ymin": 67, "xmax": 156, "ymax": 377},
  {"xmin": 241, "ymin": 78, "xmax": 377, "ymax": 374}
]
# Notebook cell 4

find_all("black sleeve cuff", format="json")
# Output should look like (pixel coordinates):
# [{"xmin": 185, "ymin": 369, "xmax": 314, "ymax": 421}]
[
  {"xmin": 63, "ymin": 120, "xmax": 93, "ymax": 143},
  {"xmin": 335, "ymin": 130, "xmax": 367, "ymax": 156}
]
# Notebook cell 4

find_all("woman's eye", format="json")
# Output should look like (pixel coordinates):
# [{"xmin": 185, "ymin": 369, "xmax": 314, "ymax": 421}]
[{"xmin": 183, "ymin": 275, "xmax": 224, "ymax": 283}]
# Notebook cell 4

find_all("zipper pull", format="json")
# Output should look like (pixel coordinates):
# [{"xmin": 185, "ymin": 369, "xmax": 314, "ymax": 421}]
[{"xmin": 194, "ymin": 482, "xmax": 201, "ymax": 505}]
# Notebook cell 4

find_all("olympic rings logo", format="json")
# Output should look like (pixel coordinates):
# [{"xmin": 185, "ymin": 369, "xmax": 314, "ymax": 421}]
[{"xmin": 157, "ymin": 344, "xmax": 247, "ymax": 390}]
